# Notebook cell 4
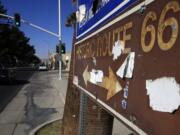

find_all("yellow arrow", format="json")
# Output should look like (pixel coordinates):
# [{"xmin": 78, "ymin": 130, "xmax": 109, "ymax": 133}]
[
  {"xmin": 101, "ymin": 67, "xmax": 122, "ymax": 100},
  {"xmin": 83, "ymin": 65, "xmax": 90, "ymax": 86},
  {"xmin": 83, "ymin": 66, "xmax": 122, "ymax": 100}
]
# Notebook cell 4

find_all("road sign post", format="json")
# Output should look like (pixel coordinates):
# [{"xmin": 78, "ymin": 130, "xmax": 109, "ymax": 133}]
[{"xmin": 58, "ymin": 0, "xmax": 62, "ymax": 80}]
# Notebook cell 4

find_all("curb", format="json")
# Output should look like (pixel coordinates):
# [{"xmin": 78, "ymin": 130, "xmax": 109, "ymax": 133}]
[{"xmin": 28, "ymin": 117, "xmax": 62, "ymax": 135}]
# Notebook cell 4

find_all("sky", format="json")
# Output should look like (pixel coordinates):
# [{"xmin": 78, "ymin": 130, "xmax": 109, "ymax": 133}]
[{"xmin": 1, "ymin": 0, "xmax": 76, "ymax": 59}]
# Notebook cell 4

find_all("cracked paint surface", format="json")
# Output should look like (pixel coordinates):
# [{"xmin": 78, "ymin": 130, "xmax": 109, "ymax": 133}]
[
  {"xmin": 146, "ymin": 77, "xmax": 180, "ymax": 113},
  {"xmin": 116, "ymin": 52, "xmax": 135, "ymax": 79},
  {"xmin": 112, "ymin": 40, "xmax": 125, "ymax": 60}
]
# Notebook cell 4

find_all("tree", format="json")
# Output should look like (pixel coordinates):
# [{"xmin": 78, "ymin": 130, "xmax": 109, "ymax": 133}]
[
  {"xmin": 65, "ymin": 12, "xmax": 76, "ymax": 27},
  {"xmin": 71, "ymin": 0, "xmax": 77, "ymax": 4},
  {"xmin": 0, "ymin": 0, "xmax": 7, "ymax": 14},
  {"xmin": 0, "ymin": 1, "xmax": 40, "ymax": 67}
]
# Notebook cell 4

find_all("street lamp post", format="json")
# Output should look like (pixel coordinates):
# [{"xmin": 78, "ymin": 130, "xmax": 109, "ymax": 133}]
[{"xmin": 58, "ymin": 0, "xmax": 62, "ymax": 80}]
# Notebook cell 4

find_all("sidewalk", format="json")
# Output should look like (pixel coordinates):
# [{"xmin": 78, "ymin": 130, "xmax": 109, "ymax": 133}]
[{"xmin": 0, "ymin": 70, "xmax": 68, "ymax": 135}]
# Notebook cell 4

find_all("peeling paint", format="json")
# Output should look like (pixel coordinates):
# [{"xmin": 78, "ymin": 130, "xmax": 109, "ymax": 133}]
[
  {"xmin": 123, "ymin": 81, "xmax": 129, "ymax": 99},
  {"xmin": 76, "ymin": 4, "xmax": 86, "ymax": 22},
  {"xmin": 112, "ymin": 40, "xmax": 125, "ymax": 60},
  {"xmin": 90, "ymin": 69, "xmax": 104, "ymax": 84},
  {"xmin": 92, "ymin": 57, "xmax": 97, "ymax": 65},
  {"xmin": 116, "ymin": 52, "xmax": 135, "ymax": 78},
  {"xmin": 73, "ymin": 76, "xmax": 79, "ymax": 85},
  {"xmin": 121, "ymin": 99, "xmax": 127, "ymax": 110},
  {"xmin": 146, "ymin": 77, "xmax": 180, "ymax": 113}
]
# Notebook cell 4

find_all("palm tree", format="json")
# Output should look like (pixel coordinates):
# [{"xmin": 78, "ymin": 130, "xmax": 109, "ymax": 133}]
[
  {"xmin": 65, "ymin": 12, "xmax": 76, "ymax": 27},
  {"xmin": 0, "ymin": 1, "xmax": 7, "ymax": 14},
  {"xmin": 72, "ymin": 0, "xmax": 77, "ymax": 4}
]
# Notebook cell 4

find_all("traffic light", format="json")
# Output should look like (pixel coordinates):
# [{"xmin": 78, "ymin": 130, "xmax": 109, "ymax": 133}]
[
  {"xmin": 14, "ymin": 13, "xmax": 21, "ymax": 27},
  {"xmin": 56, "ymin": 45, "xmax": 59, "ymax": 53},
  {"xmin": 61, "ymin": 44, "xmax": 66, "ymax": 54}
]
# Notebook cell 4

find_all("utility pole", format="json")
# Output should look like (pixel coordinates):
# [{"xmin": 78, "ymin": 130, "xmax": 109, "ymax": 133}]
[{"xmin": 58, "ymin": 0, "xmax": 62, "ymax": 80}]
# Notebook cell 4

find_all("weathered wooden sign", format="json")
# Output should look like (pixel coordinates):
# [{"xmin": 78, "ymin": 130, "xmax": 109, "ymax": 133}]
[{"xmin": 74, "ymin": 0, "xmax": 180, "ymax": 134}]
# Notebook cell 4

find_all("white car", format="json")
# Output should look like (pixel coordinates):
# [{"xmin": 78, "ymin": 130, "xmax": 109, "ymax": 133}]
[{"xmin": 39, "ymin": 64, "xmax": 48, "ymax": 71}]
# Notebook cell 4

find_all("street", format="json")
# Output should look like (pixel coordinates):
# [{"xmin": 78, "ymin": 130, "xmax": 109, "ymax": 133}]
[{"xmin": 0, "ymin": 70, "xmax": 68, "ymax": 135}]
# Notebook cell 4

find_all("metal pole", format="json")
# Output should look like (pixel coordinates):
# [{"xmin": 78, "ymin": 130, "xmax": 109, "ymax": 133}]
[
  {"xmin": 28, "ymin": 22, "xmax": 59, "ymax": 37},
  {"xmin": 79, "ymin": 92, "xmax": 87, "ymax": 135},
  {"xmin": 58, "ymin": 0, "xmax": 62, "ymax": 80},
  {"xmin": 0, "ymin": 14, "xmax": 59, "ymax": 38},
  {"xmin": 0, "ymin": 13, "xmax": 59, "ymax": 38}
]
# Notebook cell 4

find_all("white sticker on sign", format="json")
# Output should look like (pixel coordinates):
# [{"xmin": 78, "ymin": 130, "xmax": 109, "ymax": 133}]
[
  {"xmin": 76, "ymin": 4, "xmax": 86, "ymax": 22},
  {"xmin": 90, "ymin": 69, "xmax": 104, "ymax": 84},
  {"xmin": 73, "ymin": 76, "xmax": 79, "ymax": 85},
  {"xmin": 116, "ymin": 52, "xmax": 135, "ymax": 78},
  {"xmin": 112, "ymin": 40, "xmax": 125, "ymax": 61},
  {"xmin": 146, "ymin": 77, "xmax": 180, "ymax": 113}
]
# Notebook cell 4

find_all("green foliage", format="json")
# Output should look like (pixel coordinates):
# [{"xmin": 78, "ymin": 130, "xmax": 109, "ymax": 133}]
[
  {"xmin": 65, "ymin": 12, "xmax": 76, "ymax": 27},
  {"xmin": 0, "ymin": 25, "xmax": 40, "ymax": 66},
  {"xmin": 0, "ymin": 0, "xmax": 7, "ymax": 14},
  {"xmin": 0, "ymin": 1, "xmax": 40, "ymax": 67},
  {"xmin": 72, "ymin": 0, "xmax": 77, "ymax": 4}
]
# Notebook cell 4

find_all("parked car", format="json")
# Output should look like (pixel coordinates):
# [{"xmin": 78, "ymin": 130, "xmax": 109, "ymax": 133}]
[
  {"xmin": 0, "ymin": 64, "xmax": 16, "ymax": 83},
  {"xmin": 38, "ymin": 64, "xmax": 48, "ymax": 71}
]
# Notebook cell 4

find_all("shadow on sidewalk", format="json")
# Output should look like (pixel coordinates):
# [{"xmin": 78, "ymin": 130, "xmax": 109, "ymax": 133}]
[{"xmin": 0, "ymin": 71, "xmax": 34, "ymax": 113}]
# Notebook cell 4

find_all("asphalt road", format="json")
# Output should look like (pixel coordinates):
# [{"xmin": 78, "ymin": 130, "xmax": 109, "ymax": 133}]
[{"xmin": 0, "ymin": 70, "xmax": 34, "ymax": 112}]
